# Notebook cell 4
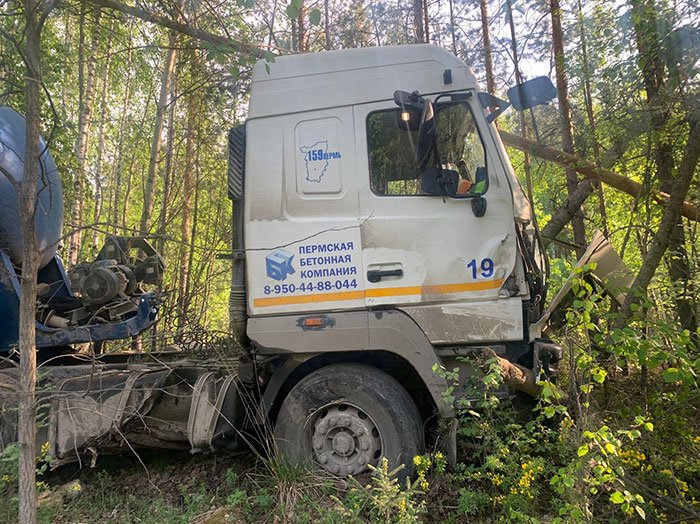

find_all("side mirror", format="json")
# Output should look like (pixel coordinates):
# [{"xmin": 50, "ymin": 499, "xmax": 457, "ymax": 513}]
[
  {"xmin": 393, "ymin": 90, "xmax": 422, "ymax": 131},
  {"xmin": 507, "ymin": 76, "xmax": 557, "ymax": 111},
  {"xmin": 394, "ymin": 90, "xmax": 437, "ymax": 168},
  {"xmin": 416, "ymin": 99, "xmax": 436, "ymax": 169}
]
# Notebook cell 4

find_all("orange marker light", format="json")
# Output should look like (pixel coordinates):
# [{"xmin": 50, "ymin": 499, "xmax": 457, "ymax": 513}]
[{"xmin": 303, "ymin": 317, "xmax": 325, "ymax": 328}]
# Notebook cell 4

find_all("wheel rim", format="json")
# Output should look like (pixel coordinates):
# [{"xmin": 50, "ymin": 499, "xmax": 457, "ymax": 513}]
[{"xmin": 310, "ymin": 403, "xmax": 383, "ymax": 476}]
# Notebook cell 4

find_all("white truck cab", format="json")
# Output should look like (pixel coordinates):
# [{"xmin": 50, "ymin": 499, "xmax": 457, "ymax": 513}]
[
  {"xmin": 225, "ymin": 45, "xmax": 558, "ymax": 476},
  {"xmin": 240, "ymin": 45, "xmax": 542, "ymax": 344}
]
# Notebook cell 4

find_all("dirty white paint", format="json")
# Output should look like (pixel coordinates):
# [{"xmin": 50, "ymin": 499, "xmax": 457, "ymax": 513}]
[{"xmin": 400, "ymin": 297, "xmax": 524, "ymax": 344}]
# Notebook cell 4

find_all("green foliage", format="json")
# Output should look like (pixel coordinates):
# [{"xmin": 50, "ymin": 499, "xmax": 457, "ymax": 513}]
[
  {"xmin": 425, "ymin": 268, "xmax": 700, "ymax": 523},
  {"xmin": 331, "ymin": 459, "xmax": 425, "ymax": 523}
]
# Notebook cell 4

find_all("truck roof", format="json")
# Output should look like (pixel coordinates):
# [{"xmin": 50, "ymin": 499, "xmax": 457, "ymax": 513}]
[{"xmin": 248, "ymin": 44, "xmax": 478, "ymax": 119}]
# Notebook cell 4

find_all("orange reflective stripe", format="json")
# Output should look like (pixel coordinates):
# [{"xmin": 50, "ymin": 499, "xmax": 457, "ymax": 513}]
[
  {"xmin": 253, "ymin": 290, "xmax": 365, "ymax": 307},
  {"xmin": 253, "ymin": 278, "xmax": 504, "ymax": 308}
]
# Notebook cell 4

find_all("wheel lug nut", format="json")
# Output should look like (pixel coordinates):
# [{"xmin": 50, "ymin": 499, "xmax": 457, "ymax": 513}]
[{"xmin": 319, "ymin": 454, "xmax": 328, "ymax": 464}]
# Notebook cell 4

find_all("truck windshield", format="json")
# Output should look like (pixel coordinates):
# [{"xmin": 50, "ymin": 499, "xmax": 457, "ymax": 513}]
[{"xmin": 367, "ymin": 101, "xmax": 486, "ymax": 196}]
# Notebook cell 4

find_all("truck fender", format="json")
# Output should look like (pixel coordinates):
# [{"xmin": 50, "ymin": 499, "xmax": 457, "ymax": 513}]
[{"xmin": 249, "ymin": 309, "xmax": 454, "ymax": 423}]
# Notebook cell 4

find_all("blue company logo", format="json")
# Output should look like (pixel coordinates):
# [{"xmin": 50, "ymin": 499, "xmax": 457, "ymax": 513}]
[
  {"xmin": 266, "ymin": 249, "xmax": 296, "ymax": 281},
  {"xmin": 300, "ymin": 140, "xmax": 341, "ymax": 182}
]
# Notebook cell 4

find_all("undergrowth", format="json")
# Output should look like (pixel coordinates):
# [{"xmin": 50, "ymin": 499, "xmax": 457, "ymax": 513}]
[{"xmin": 2, "ymin": 267, "xmax": 699, "ymax": 522}]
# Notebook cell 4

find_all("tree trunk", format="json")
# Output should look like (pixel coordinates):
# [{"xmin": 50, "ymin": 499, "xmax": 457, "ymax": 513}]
[
  {"xmin": 324, "ymin": 0, "xmax": 330, "ymax": 50},
  {"xmin": 540, "ymin": 179, "xmax": 595, "ymax": 246},
  {"xmin": 140, "ymin": 31, "xmax": 177, "ymax": 234},
  {"xmin": 550, "ymin": 0, "xmax": 586, "ymax": 257},
  {"xmin": 614, "ymin": 119, "xmax": 700, "ymax": 327},
  {"xmin": 156, "ymin": 75, "xmax": 177, "ymax": 255},
  {"xmin": 630, "ymin": 0, "xmax": 698, "ymax": 343},
  {"xmin": 111, "ymin": 29, "xmax": 133, "ymax": 234},
  {"xmin": 448, "ymin": 0, "xmax": 457, "ymax": 54},
  {"xmin": 68, "ymin": 6, "xmax": 101, "ymax": 266},
  {"xmin": 498, "ymin": 130, "xmax": 700, "ymax": 222},
  {"xmin": 297, "ymin": 1, "xmax": 307, "ymax": 52},
  {"xmin": 85, "ymin": 0, "xmax": 263, "ymax": 58},
  {"xmin": 18, "ymin": 0, "xmax": 43, "ymax": 520},
  {"xmin": 505, "ymin": 0, "xmax": 534, "ymax": 205},
  {"xmin": 576, "ymin": 0, "xmax": 609, "ymax": 236},
  {"xmin": 177, "ymin": 56, "xmax": 199, "ymax": 330},
  {"xmin": 479, "ymin": 0, "xmax": 496, "ymax": 96},
  {"xmin": 369, "ymin": 0, "xmax": 382, "ymax": 45},
  {"xmin": 91, "ymin": 19, "xmax": 113, "ymax": 253},
  {"xmin": 184, "ymin": 143, "xmax": 203, "ymax": 321},
  {"xmin": 413, "ymin": 0, "xmax": 424, "ymax": 43},
  {"xmin": 422, "ymin": 0, "xmax": 429, "ymax": 43}
]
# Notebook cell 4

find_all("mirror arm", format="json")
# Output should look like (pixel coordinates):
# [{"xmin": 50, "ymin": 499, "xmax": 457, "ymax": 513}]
[{"xmin": 477, "ymin": 92, "xmax": 511, "ymax": 123}]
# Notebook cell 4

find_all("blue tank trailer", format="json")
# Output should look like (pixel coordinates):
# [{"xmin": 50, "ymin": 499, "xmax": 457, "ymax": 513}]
[{"xmin": 0, "ymin": 107, "xmax": 162, "ymax": 358}]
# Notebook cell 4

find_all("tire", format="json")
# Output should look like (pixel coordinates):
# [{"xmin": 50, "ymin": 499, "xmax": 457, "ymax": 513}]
[{"xmin": 274, "ymin": 363, "xmax": 424, "ymax": 479}]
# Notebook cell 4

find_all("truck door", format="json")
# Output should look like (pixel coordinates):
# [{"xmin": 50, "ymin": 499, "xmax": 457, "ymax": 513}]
[{"xmin": 354, "ymin": 97, "xmax": 525, "ymax": 344}]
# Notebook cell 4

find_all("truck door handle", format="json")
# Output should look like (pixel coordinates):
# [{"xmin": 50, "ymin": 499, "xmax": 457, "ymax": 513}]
[{"xmin": 366, "ymin": 269, "xmax": 403, "ymax": 283}]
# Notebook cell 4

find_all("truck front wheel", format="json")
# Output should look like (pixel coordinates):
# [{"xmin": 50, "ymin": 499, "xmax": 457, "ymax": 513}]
[{"xmin": 274, "ymin": 363, "xmax": 423, "ymax": 478}]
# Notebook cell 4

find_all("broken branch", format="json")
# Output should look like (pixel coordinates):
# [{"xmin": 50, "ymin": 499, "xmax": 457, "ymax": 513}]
[{"xmin": 499, "ymin": 130, "xmax": 699, "ymax": 223}]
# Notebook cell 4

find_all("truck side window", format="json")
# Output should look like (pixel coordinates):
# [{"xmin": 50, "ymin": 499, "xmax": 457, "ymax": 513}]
[{"xmin": 367, "ymin": 103, "xmax": 487, "ymax": 197}]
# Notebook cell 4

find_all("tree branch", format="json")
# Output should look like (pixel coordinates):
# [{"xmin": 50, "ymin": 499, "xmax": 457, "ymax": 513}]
[
  {"xmin": 79, "ymin": 0, "xmax": 269, "ymax": 59},
  {"xmin": 614, "ymin": 118, "xmax": 700, "ymax": 326},
  {"xmin": 499, "ymin": 129, "xmax": 699, "ymax": 223}
]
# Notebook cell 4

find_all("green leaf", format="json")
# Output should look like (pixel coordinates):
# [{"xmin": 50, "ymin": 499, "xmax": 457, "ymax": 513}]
[
  {"xmin": 610, "ymin": 491, "xmax": 625, "ymax": 504},
  {"xmin": 663, "ymin": 368, "xmax": 682, "ymax": 382},
  {"xmin": 309, "ymin": 9, "xmax": 322, "ymax": 25},
  {"xmin": 286, "ymin": 3, "xmax": 300, "ymax": 19},
  {"xmin": 541, "ymin": 384, "xmax": 554, "ymax": 398},
  {"xmin": 635, "ymin": 505, "xmax": 646, "ymax": 519},
  {"xmin": 592, "ymin": 369, "xmax": 607, "ymax": 383},
  {"xmin": 577, "ymin": 445, "xmax": 589, "ymax": 457}
]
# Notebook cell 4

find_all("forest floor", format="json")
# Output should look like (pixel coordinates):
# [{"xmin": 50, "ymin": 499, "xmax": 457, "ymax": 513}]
[
  {"xmin": 19, "ymin": 446, "xmax": 383, "ymax": 523},
  {"xmin": 2, "ymin": 371, "xmax": 698, "ymax": 523}
]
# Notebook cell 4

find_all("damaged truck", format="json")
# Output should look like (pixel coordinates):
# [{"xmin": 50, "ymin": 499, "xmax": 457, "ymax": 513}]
[{"xmin": 0, "ymin": 44, "xmax": 631, "ymax": 477}]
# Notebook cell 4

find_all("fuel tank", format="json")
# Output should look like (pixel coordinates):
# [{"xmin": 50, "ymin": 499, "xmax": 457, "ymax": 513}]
[{"xmin": 0, "ymin": 107, "xmax": 63, "ymax": 270}]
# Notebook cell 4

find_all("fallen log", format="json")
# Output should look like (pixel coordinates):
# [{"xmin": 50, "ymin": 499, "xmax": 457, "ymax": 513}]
[
  {"xmin": 482, "ymin": 349, "xmax": 540, "ymax": 397},
  {"xmin": 499, "ymin": 130, "xmax": 699, "ymax": 223}
]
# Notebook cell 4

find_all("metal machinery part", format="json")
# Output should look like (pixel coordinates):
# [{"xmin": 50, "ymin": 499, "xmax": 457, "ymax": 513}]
[
  {"xmin": 70, "ymin": 260, "xmax": 137, "ymax": 306},
  {"xmin": 60, "ymin": 236, "xmax": 165, "ymax": 324},
  {"xmin": 0, "ymin": 108, "xmax": 163, "ymax": 353}
]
